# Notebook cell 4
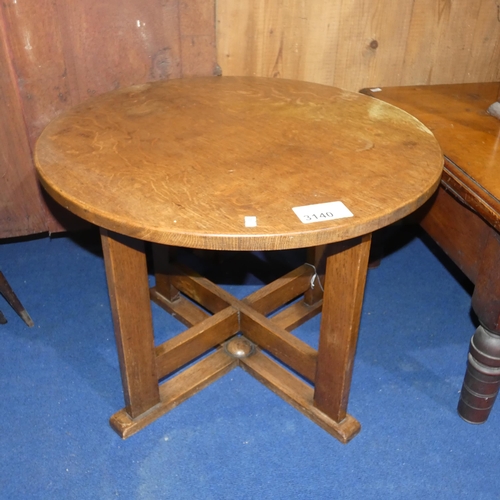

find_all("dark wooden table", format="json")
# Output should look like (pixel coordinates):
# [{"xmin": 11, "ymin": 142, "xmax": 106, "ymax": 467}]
[
  {"xmin": 362, "ymin": 83, "xmax": 500, "ymax": 424},
  {"xmin": 34, "ymin": 77, "xmax": 442, "ymax": 443}
]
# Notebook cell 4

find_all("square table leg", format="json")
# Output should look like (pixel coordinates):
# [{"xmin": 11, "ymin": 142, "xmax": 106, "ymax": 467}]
[
  {"xmin": 100, "ymin": 229, "xmax": 161, "ymax": 418},
  {"xmin": 314, "ymin": 234, "xmax": 372, "ymax": 422},
  {"xmin": 304, "ymin": 245, "xmax": 327, "ymax": 307}
]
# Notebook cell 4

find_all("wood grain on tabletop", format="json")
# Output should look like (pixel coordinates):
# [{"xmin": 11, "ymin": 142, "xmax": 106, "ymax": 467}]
[{"xmin": 34, "ymin": 77, "xmax": 443, "ymax": 251}]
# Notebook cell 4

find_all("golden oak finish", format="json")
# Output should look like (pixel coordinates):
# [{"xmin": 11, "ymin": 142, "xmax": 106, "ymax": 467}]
[
  {"xmin": 35, "ymin": 77, "xmax": 443, "ymax": 441},
  {"xmin": 35, "ymin": 77, "xmax": 442, "ymax": 251},
  {"xmin": 111, "ymin": 349, "xmax": 238, "ymax": 439},
  {"xmin": 100, "ymin": 229, "xmax": 160, "ymax": 418},
  {"xmin": 240, "ymin": 349, "xmax": 361, "ymax": 443},
  {"xmin": 314, "ymin": 235, "xmax": 372, "ymax": 422}
]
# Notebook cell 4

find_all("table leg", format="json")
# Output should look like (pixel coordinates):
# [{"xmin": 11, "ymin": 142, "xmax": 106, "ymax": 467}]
[
  {"xmin": 304, "ymin": 245, "xmax": 326, "ymax": 306},
  {"xmin": 0, "ymin": 271, "xmax": 34, "ymax": 327},
  {"xmin": 458, "ymin": 231, "xmax": 500, "ymax": 423},
  {"xmin": 100, "ymin": 232, "xmax": 372, "ymax": 441},
  {"xmin": 100, "ymin": 229, "xmax": 161, "ymax": 418},
  {"xmin": 458, "ymin": 325, "xmax": 500, "ymax": 423},
  {"xmin": 314, "ymin": 234, "xmax": 372, "ymax": 422},
  {"xmin": 152, "ymin": 243, "xmax": 180, "ymax": 302}
]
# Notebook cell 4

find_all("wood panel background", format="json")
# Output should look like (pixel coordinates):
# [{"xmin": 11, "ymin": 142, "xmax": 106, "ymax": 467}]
[
  {"xmin": 217, "ymin": 0, "xmax": 500, "ymax": 90},
  {"xmin": 2, "ymin": 0, "xmax": 500, "ymax": 239},
  {"xmin": 0, "ymin": 0, "xmax": 216, "ymax": 239}
]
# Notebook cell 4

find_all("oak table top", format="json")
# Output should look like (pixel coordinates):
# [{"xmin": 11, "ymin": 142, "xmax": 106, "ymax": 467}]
[{"xmin": 34, "ymin": 77, "xmax": 443, "ymax": 251}]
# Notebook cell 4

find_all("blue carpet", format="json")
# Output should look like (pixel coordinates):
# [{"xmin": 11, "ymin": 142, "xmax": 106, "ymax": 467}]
[{"xmin": 0, "ymin": 227, "xmax": 498, "ymax": 499}]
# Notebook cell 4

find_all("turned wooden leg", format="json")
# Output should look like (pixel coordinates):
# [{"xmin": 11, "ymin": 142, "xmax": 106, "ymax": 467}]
[
  {"xmin": 458, "ymin": 325, "xmax": 500, "ymax": 423},
  {"xmin": 458, "ymin": 231, "xmax": 500, "ymax": 423},
  {"xmin": 101, "ymin": 229, "xmax": 161, "ymax": 419},
  {"xmin": 0, "ymin": 271, "xmax": 34, "ymax": 327},
  {"xmin": 314, "ymin": 234, "xmax": 372, "ymax": 422}
]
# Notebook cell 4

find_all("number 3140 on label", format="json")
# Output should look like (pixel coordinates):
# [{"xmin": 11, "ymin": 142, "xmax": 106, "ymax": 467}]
[{"xmin": 292, "ymin": 201, "xmax": 354, "ymax": 224}]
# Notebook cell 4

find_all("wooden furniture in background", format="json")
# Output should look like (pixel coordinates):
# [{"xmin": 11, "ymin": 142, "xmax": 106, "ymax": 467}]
[
  {"xmin": 0, "ymin": 0, "xmax": 217, "ymax": 239},
  {"xmin": 361, "ymin": 83, "xmax": 500, "ymax": 424},
  {"xmin": 34, "ymin": 77, "xmax": 442, "ymax": 442},
  {"xmin": 0, "ymin": 270, "xmax": 33, "ymax": 326}
]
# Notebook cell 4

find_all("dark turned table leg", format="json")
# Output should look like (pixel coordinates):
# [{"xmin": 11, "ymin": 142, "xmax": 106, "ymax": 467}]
[
  {"xmin": 458, "ymin": 230, "xmax": 500, "ymax": 423},
  {"xmin": 416, "ymin": 186, "xmax": 500, "ymax": 424},
  {"xmin": 458, "ymin": 325, "xmax": 500, "ymax": 423}
]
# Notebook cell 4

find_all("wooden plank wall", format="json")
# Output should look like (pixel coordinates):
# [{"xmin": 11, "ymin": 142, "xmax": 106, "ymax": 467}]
[
  {"xmin": 0, "ymin": 0, "xmax": 216, "ymax": 238},
  {"xmin": 217, "ymin": 0, "xmax": 500, "ymax": 90}
]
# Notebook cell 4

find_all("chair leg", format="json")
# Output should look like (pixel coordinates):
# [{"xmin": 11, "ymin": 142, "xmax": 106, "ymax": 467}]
[
  {"xmin": 0, "ymin": 271, "xmax": 34, "ymax": 327},
  {"xmin": 0, "ymin": 309, "xmax": 7, "ymax": 325}
]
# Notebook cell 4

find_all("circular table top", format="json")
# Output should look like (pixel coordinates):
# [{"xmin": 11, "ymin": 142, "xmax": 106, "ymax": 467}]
[{"xmin": 35, "ymin": 77, "xmax": 443, "ymax": 251}]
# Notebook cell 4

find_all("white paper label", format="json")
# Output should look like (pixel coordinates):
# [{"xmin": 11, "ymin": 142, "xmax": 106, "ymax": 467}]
[
  {"xmin": 245, "ymin": 216, "xmax": 257, "ymax": 227},
  {"xmin": 292, "ymin": 201, "xmax": 353, "ymax": 224}
]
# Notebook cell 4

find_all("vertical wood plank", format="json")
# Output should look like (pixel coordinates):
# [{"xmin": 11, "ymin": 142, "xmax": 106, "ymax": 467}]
[
  {"xmin": 56, "ymin": 0, "xmax": 184, "ymax": 100},
  {"xmin": 217, "ymin": 0, "xmax": 342, "ymax": 85},
  {"xmin": 179, "ymin": 0, "xmax": 217, "ymax": 76},
  {"xmin": 0, "ymin": 5, "xmax": 47, "ymax": 238},
  {"xmin": 313, "ymin": 234, "xmax": 371, "ymax": 422},
  {"xmin": 402, "ymin": 0, "xmax": 486, "ymax": 85},
  {"xmin": 101, "ymin": 229, "xmax": 160, "ymax": 418},
  {"xmin": 464, "ymin": 0, "xmax": 500, "ymax": 84},
  {"xmin": 217, "ymin": 0, "xmax": 500, "ymax": 90},
  {"xmin": 333, "ymin": 0, "xmax": 414, "ymax": 90},
  {"xmin": 2, "ymin": 0, "xmax": 74, "ymax": 144}
]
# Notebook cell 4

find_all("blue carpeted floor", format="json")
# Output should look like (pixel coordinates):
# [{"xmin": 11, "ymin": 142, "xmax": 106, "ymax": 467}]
[{"xmin": 0, "ymin": 226, "xmax": 498, "ymax": 499}]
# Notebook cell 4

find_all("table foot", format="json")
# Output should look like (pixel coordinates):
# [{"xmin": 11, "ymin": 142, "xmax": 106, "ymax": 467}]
[
  {"xmin": 458, "ymin": 325, "xmax": 500, "ymax": 424},
  {"xmin": 110, "ymin": 348, "xmax": 237, "ymax": 438},
  {"xmin": 240, "ymin": 348, "xmax": 361, "ymax": 443},
  {"xmin": 111, "ymin": 334, "xmax": 360, "ymax": 443}
]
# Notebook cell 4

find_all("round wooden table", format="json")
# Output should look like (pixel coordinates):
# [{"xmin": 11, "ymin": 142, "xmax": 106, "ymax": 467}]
[{"xmin": 34, "ymin": 77, "xmax": 443, "ymax": 443}]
